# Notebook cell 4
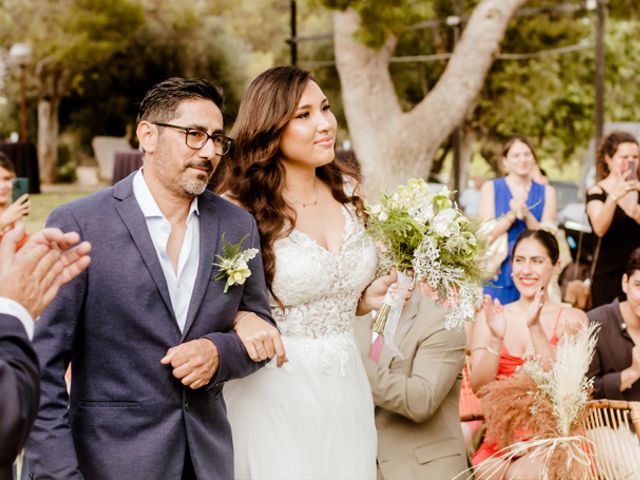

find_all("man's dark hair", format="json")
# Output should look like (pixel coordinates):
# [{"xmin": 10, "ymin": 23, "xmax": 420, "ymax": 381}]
[
  {"xmin": 625, "ymin": 247, "xmax": 640, "ymax": 278},
  {"xmin": 137, "ymin": 77, "xmax": 224, "ymax": 123},
  {"xmin": 0, "ymin": 152, "xmax": 15, "ymax": 174}
]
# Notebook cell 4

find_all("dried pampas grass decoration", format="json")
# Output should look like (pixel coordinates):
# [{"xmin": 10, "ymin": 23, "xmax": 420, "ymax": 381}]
[{"xmin": 473, "ymin": 322, "xmax": 599, "ymax": 479}]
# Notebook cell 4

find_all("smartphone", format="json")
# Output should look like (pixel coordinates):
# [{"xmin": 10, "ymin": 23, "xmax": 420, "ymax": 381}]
[
  {"xmin": 627, "ymin": 160, "xmax": 639, "ymax": 182},
  {"xmin": 12, "ymin": 177, "xmax": 29, "ymax": 203}
]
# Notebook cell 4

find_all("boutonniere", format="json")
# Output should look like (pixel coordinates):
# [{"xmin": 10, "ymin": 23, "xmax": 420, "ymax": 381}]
[{"xmin": 213, "ymin": 233, "xmax": 259, "ymax": 293}]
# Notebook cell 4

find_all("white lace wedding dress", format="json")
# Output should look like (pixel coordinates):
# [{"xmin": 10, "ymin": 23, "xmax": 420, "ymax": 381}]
[{"xmin": 224, "ymin": 204, "xmax": 378, "ymax": 480}]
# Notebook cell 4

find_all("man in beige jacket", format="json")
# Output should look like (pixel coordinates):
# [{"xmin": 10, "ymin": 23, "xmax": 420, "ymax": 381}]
[{"xmin": 355, "ymin": 292, "xmax": 468, "ymax": 480}]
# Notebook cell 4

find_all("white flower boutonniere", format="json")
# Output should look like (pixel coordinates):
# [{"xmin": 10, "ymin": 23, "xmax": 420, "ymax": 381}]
[{"xmin": 213, "ymin": 233, "xmax": 259, "ymax": 293}]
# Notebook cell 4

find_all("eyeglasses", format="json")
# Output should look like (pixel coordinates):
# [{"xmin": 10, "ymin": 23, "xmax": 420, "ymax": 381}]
[{"xmin": 153, "ymin": 122, "xmax": 234, "ymax": 155}]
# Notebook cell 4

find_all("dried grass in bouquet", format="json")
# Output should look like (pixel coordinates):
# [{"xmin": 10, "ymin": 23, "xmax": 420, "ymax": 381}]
[{"xmin": 473, "ymin": 322, "xmax": 599, "ymax": 480}]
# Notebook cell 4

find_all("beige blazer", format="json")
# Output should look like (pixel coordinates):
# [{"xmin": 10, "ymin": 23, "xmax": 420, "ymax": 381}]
[{"xmin": 355, "ymin": 294, "xmax": 468, "ymax": 480}]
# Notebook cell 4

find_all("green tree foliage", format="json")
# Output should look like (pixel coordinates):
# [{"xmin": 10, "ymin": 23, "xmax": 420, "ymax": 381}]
[
  {"xmin": 62, "ymin": 0, "xmax": 251, "ymax": 153},
  {"xmin": 1, "ymin": 0, "xmax": 253, "ymax": 177},
  {"xmin": 319, "ymin": 0, "xmax": 640, "ymax": 176}
]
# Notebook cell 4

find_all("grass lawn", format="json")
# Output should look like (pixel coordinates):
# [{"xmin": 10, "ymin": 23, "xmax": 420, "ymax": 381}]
[{"xmin": 23, "ymin": 186, "xmax": 105, "ymax": 234}]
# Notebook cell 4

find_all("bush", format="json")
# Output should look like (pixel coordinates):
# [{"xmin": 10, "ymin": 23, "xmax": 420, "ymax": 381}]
[{"xmin": 56, "ymin": 143, "xmax": 76, "ymax": 183}]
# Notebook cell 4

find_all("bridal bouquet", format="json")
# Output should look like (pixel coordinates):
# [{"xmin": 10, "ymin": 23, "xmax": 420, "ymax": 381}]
[
  {"xmin": 473, "ymin": 323, "xmax": 599, "ymax": 480},
  {"xmin": 366, "ymin": 179, "xmax": 483, "ymax": 359}
]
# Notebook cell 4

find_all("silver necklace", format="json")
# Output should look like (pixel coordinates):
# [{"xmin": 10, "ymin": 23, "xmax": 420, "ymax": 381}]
[{"xmin": 287, "ymin": 183, "xmax": 319, "ymax": 208}]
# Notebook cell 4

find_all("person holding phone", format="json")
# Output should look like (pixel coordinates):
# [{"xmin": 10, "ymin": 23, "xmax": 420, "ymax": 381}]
[
  {"xmin": 586, "ymin": 130, "xmax": 640, "ymax": 308},
  {"xmin": 0, "ymin": 153, "xmax": 29, "ymax": 241}
]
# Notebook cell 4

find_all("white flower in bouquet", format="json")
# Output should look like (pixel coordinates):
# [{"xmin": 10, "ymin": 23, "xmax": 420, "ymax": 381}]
[{"xmin": 432, "ymin": 208, "xmax": 460, "ymax": 238}]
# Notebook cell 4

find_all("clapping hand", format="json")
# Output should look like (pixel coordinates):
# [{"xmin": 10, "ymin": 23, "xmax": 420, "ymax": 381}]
[
  {"xmin": 0, "ymin": 224, "xmax": 92, "ymax": 318},
  {"xmin": 483, "ymin": 295, "xmax": 506, "ymax": 340},
  {"xmin": 526, "ymin": 287, "xmax": 545, "ymax": 328},
  {"xmin": 234, "ymin": 311, "xmax": 287, "ymax": 367},
  {"xmin": 509, "ymin": 195, "xmax": 527, "ymax": 220},
  {"xmin": 0, "ymin": 194, "xmax": 30, "ymax": 231}
]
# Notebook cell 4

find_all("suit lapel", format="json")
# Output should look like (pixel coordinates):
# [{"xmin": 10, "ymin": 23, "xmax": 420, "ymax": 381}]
[
  {"xmin": 113, "ymin": 178, "xmax": 175, "ymax": 320},
  {"xmin": 182, "ymin": 195, "xmax": 220, "ymax": 339}
]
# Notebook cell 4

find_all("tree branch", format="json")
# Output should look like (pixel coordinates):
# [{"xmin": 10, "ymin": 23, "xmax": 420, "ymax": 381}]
[
  {"xmin": 408, "ymin": 0, "xmax": 528, "ymax": 135},
  {"xmin": 333, "ymin": 9, "xmax": 401, "ymax": 131}
]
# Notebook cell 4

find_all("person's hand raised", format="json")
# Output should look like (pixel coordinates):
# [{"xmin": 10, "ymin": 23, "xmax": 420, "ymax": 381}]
[
  {"xmin": 483, "ymin": 295, "xmax": 506, "ymax": 340},
  {"xmin": 0, "ymin": 194, "xmax": 30, "ymax": 230},
  {"xmin": 610, "ymin": 170, "xmax": 639, "ymax": 204},
  {"xmin": 0, "ymin": 224, "xmax": 91, "ymax": 318},
  {"xmin": 526, "ymin": 287, "xmax": 545, "ymax": 329}
]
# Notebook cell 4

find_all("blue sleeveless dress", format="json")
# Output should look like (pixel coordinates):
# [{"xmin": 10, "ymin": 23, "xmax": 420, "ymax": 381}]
[{"xmin": 483, "ymin": 177, "xmax": 545, "ymax": 304}]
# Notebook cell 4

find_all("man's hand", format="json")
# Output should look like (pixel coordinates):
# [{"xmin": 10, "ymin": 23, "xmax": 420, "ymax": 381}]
[
  {"xmin": 234, "ymin": 311, "xmax": 287, "ymax": 367},
  {"xmin": 160, "ymin": 339, "xmax": 219, "ymax": 389},
  {"xmin": 0, "ymin": 225, "xmax": 92, "ymax": 318}
]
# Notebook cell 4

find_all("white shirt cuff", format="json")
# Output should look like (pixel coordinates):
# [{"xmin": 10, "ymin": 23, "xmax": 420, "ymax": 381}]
[{"xmin": 0, "ymin": 297, "xmax": 34, "ymax": 340}]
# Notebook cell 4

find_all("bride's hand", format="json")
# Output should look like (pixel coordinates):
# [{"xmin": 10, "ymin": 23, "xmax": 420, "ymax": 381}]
[
  {"xmin": 357, "ymin": 270, "xmax": 415, "ymax": 315},
  {"xmin": 233, "ymin": 311, "xmax": 288, "ymax": 367},
  {"xmin": 356, "ymin": 271, "xmax": 396, "ymax": 315}
]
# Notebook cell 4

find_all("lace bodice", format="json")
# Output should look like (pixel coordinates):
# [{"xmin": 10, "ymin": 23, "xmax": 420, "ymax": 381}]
[{"xmin": 270, "ymin": 204, "xmax": 377, "ymax": 339}]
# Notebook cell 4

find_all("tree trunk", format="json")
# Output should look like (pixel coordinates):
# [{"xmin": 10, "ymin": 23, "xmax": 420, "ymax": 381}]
[
  {"xmin": 35, "ymin": 58, "xmax": 71, "ymax": 184},
  {"xmin": 37, "ymin": 96, "xmax": 60, "ymax": 184},
  {"xmin": 333, "ymin": 0, "xmax": 528, "ymax": 196}
]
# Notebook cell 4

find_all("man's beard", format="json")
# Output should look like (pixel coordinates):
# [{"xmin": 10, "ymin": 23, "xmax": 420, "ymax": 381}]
[
  {"xmin": 180, "ymin": 174, "xmax": 209, "ymax": 196},
  {"xmin": 180, "ymin": 161, "xmax": 214, "ymax": 196}
]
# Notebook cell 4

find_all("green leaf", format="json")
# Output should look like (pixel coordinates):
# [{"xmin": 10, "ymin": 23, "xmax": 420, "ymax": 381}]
[{"xmin": 221, "ymin": 233, "xmax": 249, "ymax": 260}]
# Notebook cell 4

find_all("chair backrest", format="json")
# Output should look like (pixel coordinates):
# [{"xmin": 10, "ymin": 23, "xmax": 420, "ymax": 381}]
[
  {"xmin": 91, "ymin": 136, "xmax": 131, "ymax": 181},
  {"xmin": 584, "ymin": 399, "xmax": 640, "ymax": 480}
]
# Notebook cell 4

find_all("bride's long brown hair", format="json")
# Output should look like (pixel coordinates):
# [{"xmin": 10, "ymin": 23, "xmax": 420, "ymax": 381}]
[{"xmin": 217, "ymin": 65, "xmax": 363, "ymax": 298}]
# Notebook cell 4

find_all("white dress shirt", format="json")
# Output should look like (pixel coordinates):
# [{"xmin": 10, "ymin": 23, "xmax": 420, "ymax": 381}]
[
  {"xmin": 133, "ymin": 170, "xmax": 200, "ymax": 332},
  {"xmin": 0, "ymin": 297, "xmax": 34, "ymax": 339}
]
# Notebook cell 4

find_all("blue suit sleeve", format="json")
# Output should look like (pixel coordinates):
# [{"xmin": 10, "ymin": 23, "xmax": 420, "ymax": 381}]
[
  {"xmin": 204, "ymin": 216, "xmax": 276, "ymax": 384},
  {"xmin": 0, "ymin": 314, "xmax": 40, "ymax": 467}
]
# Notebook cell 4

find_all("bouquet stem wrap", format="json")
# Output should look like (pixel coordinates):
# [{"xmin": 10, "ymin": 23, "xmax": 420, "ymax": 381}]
[{"xmin": 369, "ymin": 271, "xmax": 413, "ymax": 362}]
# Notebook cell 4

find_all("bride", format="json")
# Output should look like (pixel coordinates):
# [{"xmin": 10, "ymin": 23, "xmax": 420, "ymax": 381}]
[{"xmin": 219, "ymin": 65, "xmax": 392, "ymax": 479}]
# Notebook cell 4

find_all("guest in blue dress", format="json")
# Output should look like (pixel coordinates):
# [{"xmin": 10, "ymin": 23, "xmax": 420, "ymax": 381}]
[{"xmin": 478, "ymin": 136, "xmax": 557, "ymax": 304}]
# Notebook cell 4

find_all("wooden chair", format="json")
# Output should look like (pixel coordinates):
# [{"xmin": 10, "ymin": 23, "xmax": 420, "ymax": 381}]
[
  {"xmin": 583, "ymin": 399, "xmax": 640, "ymax": 480},
  {"xmin": 457, "ymin": 367, "xmax": 640, "ymax": 480}
]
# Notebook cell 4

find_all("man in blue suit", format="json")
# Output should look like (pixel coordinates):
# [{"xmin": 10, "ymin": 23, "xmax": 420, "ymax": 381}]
[{"xmin": 26, "ymin": 78, "xmax": 278, "ymax": 479}]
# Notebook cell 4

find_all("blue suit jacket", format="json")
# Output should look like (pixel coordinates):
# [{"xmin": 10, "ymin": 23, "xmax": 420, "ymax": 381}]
[
  {"xmin": 26, "ymin": 174, "xmax": 274, "ymax": 479},
  {"xmin": 0, "ymin": 314, "xmax": 40, "ymax": 478}
]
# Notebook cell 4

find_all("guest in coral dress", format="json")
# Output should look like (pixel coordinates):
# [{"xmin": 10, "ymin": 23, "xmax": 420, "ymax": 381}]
[{"xmin": 469, "ymin": 229, "xmax": 587, "ymax": 479}]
